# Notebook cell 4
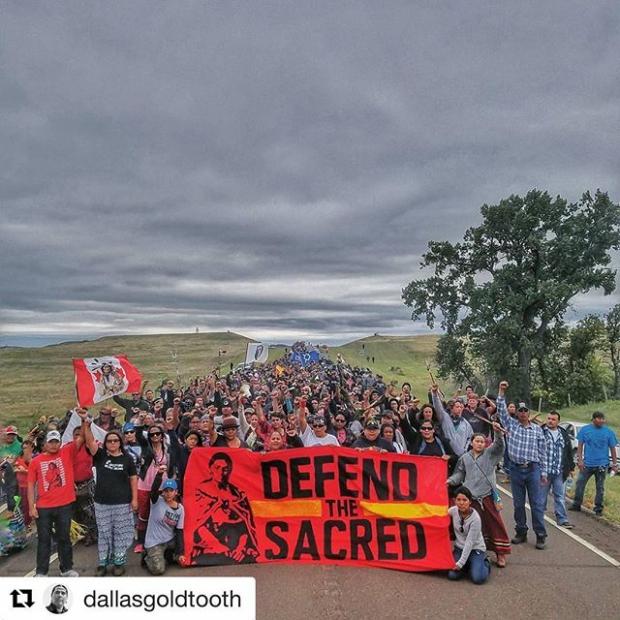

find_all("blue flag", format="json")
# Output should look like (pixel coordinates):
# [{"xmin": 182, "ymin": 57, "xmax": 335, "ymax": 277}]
[{"xmin": 289, "ymin": 351, "xmax": 320, "ymax": 366}]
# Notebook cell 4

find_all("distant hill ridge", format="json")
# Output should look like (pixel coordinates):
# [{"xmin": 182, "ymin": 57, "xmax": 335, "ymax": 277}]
[{"xmin": 0, "ymin": 332, "xmax": 442, "ymax": 426}]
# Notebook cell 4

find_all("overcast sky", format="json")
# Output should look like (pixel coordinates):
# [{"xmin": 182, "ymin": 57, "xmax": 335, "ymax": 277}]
[{"xmin": 1, "ymin": 1, "xmax": 619, "ymax": 347}]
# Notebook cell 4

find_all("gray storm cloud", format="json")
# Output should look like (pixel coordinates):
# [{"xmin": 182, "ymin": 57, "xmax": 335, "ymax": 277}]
[{"xmin": 1, "ymin": 1, "xmax": 619, "ymax": 345}]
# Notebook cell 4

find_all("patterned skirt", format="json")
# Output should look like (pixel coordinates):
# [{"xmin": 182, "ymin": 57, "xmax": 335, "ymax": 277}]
[
  {"xmin": 473, "ymin": 494, "xmax": 511, "ymax": 555},
  {"xmin": 94, "ymin": 502, "xmax": 135, "ymax": 566}
]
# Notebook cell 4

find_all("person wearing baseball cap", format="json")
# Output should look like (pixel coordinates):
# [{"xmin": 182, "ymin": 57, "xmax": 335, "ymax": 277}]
[
  {"xmin": 496, "ymin": 381, "xmax": 548, "ymax": 550},
  {"xmin": 0, "ymin": 425, "xmax": 22, "ymax": 458},
  {"xmin": 351, "ymin": 418, "xmax": 396, "ymax": 452},
  {"xmin": 143, "ymin": 470, "xmax": 185, "ymax": 575},
  {"xmin": 27, "ymin": 427, "xmax": 83, "ymax": 576}
]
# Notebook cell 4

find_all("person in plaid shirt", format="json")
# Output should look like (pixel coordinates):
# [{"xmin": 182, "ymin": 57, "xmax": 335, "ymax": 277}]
[{"xmin": 497, "ymin": 380, "xmax": 548, "ymax": 550}]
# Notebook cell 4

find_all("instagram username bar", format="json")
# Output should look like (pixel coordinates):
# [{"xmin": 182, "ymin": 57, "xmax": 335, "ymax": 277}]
[
  {"xmin": 84, "ymin": 588, "xmax": 241, "ymax": 612},
  {"xmin": 0, "ymin": 577, "xmax": 256, "ymax": 620}
]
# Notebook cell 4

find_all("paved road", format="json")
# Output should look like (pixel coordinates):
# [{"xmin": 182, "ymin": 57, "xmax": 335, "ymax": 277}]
[{"xmin": 1, "ymin": 492, "xmax": 618, "ymax": 619}]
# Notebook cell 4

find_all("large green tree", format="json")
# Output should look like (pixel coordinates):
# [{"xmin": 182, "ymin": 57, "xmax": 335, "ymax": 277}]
[
  {"xmin": 605, "ymin": 304, "xmax": 620, "ymax": 398},
  {"xmin": 402, "ymin": 190, "xmax": 620, "ymax": 402}
]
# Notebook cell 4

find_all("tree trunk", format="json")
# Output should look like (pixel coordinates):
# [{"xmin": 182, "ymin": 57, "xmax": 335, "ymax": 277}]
[
  {"xmin": 610, "ymin": 347, "xmax": 620, "ymax": 398},
  {"xmin": 518, "ymin": 348, "xmax": 532, "ymax": 404}
]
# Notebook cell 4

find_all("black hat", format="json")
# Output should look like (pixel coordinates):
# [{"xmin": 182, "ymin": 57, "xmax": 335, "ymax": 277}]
[
  {"xmin": 364, "ymin": 419, "xmax": 380, "ymax": 430},
  {"xmin": 517, "ymin": 402, "xmax": 529, "ymax": 412},
  {"xmin": 221, "ymin": 399, "xmax": 232, "ymax": 408}
]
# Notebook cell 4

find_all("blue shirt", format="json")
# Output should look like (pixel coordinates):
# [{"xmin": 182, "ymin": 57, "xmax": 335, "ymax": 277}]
[
  {"xmin": 577, "ymin": 424, "xmax": 617, "ymax": 467},
  {"xmin": 497, "ymin": 397, "xmax": 547, "ymax": 476}
]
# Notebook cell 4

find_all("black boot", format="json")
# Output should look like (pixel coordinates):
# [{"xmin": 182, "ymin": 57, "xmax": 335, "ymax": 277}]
[{"xmin": 511, "ymin": 532, "xmax": 527, "ymax": 544}]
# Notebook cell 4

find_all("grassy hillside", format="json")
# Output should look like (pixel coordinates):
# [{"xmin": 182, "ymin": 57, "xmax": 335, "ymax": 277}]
[
  {"xmin": 556, "ymin": 400, "xmax": 620, "ymax": 427},
  {"xmin": 0, "ymin": 332, "xmax": 253, "ymax": 427},
  {"xmin": 0, "ymin": 333, "xmax": 446, "ymax": 429},
  {"xmin": 2, "ymin": 330, "xmax": 615, "ymax": 430},
  {"xmin": 329, "ymin": 334, "xmax": 445, "ymax": 394}
]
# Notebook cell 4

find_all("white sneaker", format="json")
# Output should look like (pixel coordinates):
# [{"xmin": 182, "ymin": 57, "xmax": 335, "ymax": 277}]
[
  {"xmin": 33, "ymin": 573, "xmax": 47, "ymax": 578},
  {"xmin": 60, "ymin": 569, "xmax": 79, "ymax": 577}
]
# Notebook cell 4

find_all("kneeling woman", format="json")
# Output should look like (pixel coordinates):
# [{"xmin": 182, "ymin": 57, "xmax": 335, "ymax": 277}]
[
  {"xmin": 143, "ymin": 469, "xmax": 185, "ymax": 575},
  {"xmin": 448, "ymin": 486, "xmax": 490, "ymax": 585}
]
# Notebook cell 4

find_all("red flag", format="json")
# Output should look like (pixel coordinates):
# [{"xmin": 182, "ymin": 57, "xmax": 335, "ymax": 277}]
[
  {"xmin": 72, "ymin": 355, "xmax": 142, "ymax": 407},
  {"xmin": 183, "ymin": 446, "xmax": 454, "ymax": 572}
]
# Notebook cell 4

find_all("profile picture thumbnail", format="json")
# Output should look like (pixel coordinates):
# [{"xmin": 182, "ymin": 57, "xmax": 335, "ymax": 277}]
[{"xmin": 46, "ymin": 584, "xmax": 69, "ymax": 614}]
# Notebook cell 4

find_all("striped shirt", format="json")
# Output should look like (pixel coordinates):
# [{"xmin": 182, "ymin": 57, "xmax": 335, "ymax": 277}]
[
  {"xmin": 497, "ymin": 396, "xmax": 547, "ymax": 476},
  {"xmin": 542, "ymin": 427, "xmax": 564, "ymax": 477}
]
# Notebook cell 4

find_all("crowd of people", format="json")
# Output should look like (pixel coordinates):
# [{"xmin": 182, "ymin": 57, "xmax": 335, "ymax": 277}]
[{"xmin": 0, "ymin": 344, "xmax": 618, "ymax": 583}]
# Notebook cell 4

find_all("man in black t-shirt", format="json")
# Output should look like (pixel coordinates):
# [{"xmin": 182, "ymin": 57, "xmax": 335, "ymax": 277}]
[{"xmin": 352, "ymin": 419, "xmax": 396, "ymax": 452}]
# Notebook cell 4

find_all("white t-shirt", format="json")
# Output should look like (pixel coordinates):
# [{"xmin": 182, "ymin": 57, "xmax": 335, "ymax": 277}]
[
  {"xmin": 300, "ymin": 426, "xmax": 340, "ymax": 447},
  {"xmin": 145, "ymin": 497, "xmax": 185, "ymax": 549}
]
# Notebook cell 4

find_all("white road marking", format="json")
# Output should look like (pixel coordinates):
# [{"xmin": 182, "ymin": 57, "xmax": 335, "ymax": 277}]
[
  {"xmin": 24, "ymin": 552, "xmax": 59, "ymax": 577},
  {"xmin": 497, "ymin": 484, "xmax": 620, "ymax": 568}
]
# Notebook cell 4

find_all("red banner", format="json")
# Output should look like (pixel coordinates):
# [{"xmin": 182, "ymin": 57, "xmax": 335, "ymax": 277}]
[{"xmin": 183, "ymin": 446, "xmax": 453, "ymax": 572}]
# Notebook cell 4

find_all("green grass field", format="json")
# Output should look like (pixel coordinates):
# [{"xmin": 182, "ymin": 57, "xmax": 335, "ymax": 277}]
[
  {"xmin": 556, "ymin": 400, "xmax": 619, "ymax": 427},
  {"xmin": 0, "ymin": 332, "xmax": 253, "ymax": 427},
  {"xmin": 328, "ymin": 334, "xmax": 444, "ymax": 392},
  {"xmin": 0, "ymin": 332, "xmax": 447, "ymax": 429}
]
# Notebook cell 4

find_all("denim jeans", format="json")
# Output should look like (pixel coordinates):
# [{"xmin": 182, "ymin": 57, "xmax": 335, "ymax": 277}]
[
  {"xmin": 509, "ymin": 462, "xmax": 547, "ymax": 537},
  {"xmin": 447, "ymin": 547, "xmax": 490, "ymax": 585},
  {"xmin": 502, "ymin": 445, "xmax": 512, "ymax": 474},
  {"xmin": 573, "ymin": 466, "xmax": 607, "ymax": 513},
  {"xmin": 543, "ymin": 473, "xmax": 569, "ymax": 524},
  {"xmin": 36, "ymin": 503, "xmax": 73, "ymax": 575}
]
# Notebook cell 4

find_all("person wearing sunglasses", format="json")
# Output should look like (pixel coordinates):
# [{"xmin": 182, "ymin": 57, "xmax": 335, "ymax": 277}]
[
  {"xmin": 122, "ymin": 423, "xmax": 142, "ymax": 467},
  {"xmin": 352, "ymin": 419, "xmax": 396, "ymax": 452},
  {"xmin": 330, "ymin": 414, "xmax": 355, "ymax": 447},
  {"xmin": 133, "ymin": 423, "xmax": 177, "ymax": 554},
  {"xmin": 447, "ymin": 486, "xmax": 490, "ymax": 585},
  {"xmin": 298, "ymin": 405, "xmax": 339, "ymax": 447},
  {"xmin": 78, "ymin": 410, "xmax": 137, "ymax": 576}
]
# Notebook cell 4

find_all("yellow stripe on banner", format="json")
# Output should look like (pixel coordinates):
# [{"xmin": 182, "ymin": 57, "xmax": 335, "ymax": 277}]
[
  {"xmin": 360, "ymin": 501, "xmax": 447, "ymax": 520},
  {"xmin": 250, "ymin": 499, "xmax": 323, "ymax": 518}
]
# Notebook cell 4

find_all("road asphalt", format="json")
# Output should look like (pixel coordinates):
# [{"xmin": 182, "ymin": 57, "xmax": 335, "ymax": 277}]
[{"xmin": 1, "ymin": 491, "xmax": 618, "ymax": 619}]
